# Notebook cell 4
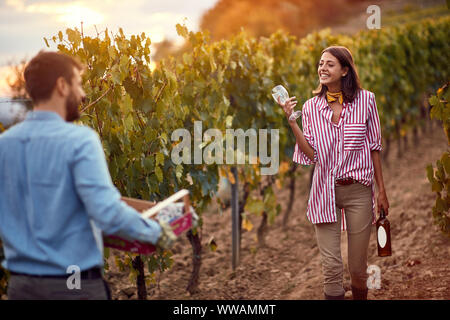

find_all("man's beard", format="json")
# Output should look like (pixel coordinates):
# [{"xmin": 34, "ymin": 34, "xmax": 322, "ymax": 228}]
[{"xmin": 65, "ymin": 91, "xmax": 81, "ymax": 122}]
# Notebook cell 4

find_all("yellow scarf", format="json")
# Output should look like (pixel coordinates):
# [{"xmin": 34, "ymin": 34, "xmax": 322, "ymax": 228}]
[{"xmin": 326, "ymin": 91, "xmax": 343, "ymax": 104}]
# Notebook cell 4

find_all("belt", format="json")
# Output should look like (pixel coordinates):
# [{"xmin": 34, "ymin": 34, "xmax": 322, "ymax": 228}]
[
  {"xmin": 335, "ymin": 177, "xmax": 357, "ymax": 186},
  {"xmin": 10, "ymin": 267, "xmax": 103, "ymax": 280}
]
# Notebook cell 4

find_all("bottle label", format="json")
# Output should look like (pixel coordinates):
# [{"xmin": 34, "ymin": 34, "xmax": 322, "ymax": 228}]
[{"xmin": 378, "ymin": 226, "xmax": 387, "ymax": 248}]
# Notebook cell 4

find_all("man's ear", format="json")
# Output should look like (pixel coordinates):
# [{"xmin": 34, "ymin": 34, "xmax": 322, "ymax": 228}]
[{"xmin": 54, "ymin": 77, "xmax": 69, "ymax": 97}]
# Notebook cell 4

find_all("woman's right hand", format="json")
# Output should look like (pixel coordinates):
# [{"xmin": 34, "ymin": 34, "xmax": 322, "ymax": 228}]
[{"xmin": 278, "ymin": 96, "xmax": 298, "ymax": 122}]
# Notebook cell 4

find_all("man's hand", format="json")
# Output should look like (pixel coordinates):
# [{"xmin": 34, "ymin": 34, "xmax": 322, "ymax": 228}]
[{"xmin": 156, "ymin": 220, "xmax": 177, "ymax": 250}]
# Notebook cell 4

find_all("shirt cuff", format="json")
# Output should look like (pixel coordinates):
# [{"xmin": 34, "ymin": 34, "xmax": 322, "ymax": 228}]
[
  {"xmin": 293, "ymin": 143, "xmax": 317, "ymax": 165},
  {"xmin": 369, "ymin": 143, "xmax": 382, "ymax": 151}
]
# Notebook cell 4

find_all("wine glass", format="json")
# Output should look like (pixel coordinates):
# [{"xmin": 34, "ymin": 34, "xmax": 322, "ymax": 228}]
[{"xmin": 271, "ymin": 85, "xmax": 301, "ymax": 121}]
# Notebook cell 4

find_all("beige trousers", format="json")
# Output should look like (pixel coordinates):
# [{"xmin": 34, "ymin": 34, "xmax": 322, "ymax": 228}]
[{"xmin": 314, "ymin": 182, "xmax": 373, "ymax": 296}]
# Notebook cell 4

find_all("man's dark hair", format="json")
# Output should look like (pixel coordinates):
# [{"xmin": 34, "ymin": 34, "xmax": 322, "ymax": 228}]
[
  {"xmin": 313, "ymin": 46, "xmax": 362, "ymax": 103},
  {"xmin": 24, "ymin": 51, "xmax": 83, "ymax": 105}
]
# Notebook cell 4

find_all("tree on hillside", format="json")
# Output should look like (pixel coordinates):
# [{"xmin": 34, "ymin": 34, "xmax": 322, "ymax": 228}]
[
  {"xmin": 200, "ymin": 0, "xmax": 365, "ymax": 41},
  {"xmin": 7, "ymin": 59, "xmax": 32, "ymax": 110},
  {"xmin": 152, "ymin": 39, "xmax": 177, "ymax": 62}
]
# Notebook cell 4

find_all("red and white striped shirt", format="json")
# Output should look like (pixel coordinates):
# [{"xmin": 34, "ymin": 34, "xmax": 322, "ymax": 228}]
[{"xmin": 293, "ymin": 89, "xmax": 382, "ymax": 230}]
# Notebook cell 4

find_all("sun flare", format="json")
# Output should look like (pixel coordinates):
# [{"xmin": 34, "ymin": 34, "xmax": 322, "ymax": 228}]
[{"xmin": 56, "ymin": 4, "xmax": 104, "ymax": 28}]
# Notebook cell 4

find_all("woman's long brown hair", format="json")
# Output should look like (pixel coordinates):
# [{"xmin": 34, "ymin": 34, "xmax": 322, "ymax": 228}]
[{"xmin": 312, "ymin": 46, "xmax": 362, "ymax": 103}]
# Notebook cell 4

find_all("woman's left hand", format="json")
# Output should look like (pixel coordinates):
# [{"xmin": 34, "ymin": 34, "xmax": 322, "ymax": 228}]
[{"xmin": 377, "ymin": 190, "xmax": 389, "ymax": 216}]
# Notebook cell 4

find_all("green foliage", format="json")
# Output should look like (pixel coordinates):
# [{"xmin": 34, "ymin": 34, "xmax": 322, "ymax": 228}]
[
  {"xmin": 383, "ymin": 4, "xmax": 449, "ymax": 27},
  {"xmin": 0, "ymin": 241, "xmax": 8, "ymax": 296},
  {"xmin": 426, "ymin": 83, "xmax": 450, "ymax": 237},
  {"xmin": 429, "ymin": 83, "xmax": 450, "ymax": 143}
]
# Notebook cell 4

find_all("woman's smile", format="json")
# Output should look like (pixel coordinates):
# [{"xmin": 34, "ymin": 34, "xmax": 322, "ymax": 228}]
[{"xmin": 317, "ymin": 51, "xmax": 348, "ymax": 91}]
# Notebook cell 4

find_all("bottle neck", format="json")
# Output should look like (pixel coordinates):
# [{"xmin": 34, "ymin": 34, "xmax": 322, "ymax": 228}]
[{"xmin": 380, "ymin": 208, "xmax": 386, "ymax": 219}]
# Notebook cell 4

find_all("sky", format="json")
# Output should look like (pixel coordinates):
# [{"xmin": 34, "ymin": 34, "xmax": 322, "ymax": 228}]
[{"xmin": 0, "ymin": 0, "xmax": 219, "ymax": 96}]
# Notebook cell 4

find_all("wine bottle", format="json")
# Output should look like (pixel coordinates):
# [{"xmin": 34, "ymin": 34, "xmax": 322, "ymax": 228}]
[{"xmin": 376, "ymin": 208, "xmax": 392, "ymax": 257}]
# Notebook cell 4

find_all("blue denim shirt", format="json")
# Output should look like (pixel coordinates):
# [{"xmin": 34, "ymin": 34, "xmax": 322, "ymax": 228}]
[{"xmin": 0, "ymin": 111, "xmax": 161, "ymax": 275}]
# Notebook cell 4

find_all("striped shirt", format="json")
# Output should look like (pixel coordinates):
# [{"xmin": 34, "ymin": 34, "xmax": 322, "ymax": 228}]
[{"xmin": 293, "ymin": 89, "xmax": 382, "ymax": 230}]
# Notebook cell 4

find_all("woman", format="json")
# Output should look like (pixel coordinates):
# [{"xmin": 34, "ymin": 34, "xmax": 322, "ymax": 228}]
[{"xmin": 278, "ymin": 46, "xmax": 389, "ymax": 300}]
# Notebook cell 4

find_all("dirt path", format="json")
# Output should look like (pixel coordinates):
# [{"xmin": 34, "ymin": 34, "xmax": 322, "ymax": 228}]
[{"xmin": 106, "ymin": 120, "xmax": 449, "ymax": 300}]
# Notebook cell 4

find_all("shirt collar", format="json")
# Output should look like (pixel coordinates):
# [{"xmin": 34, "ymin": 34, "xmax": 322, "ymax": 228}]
[
  {"xmin": 319, "ymin": 96, "xmax": 328, "ymax": 111},
  {"xmin": 25, "ymin": 111, "xmax": 64, "ymax": 122},
  {"xmin": 318, "ymin": 95, "xmax": 350, "ymax": 111}
]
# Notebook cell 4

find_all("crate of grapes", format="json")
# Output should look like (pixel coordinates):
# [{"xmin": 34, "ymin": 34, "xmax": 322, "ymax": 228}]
[{"xmin": 103, "ymin": 189, "xmax": 194, "ymax": 254}]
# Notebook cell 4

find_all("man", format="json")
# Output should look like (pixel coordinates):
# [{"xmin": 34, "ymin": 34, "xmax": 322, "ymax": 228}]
[{"xmin": 0, "ymin": 51, "xmax": 175, "ymax": 300}]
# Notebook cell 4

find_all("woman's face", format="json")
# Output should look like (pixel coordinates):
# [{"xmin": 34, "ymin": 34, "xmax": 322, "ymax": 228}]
[{"xmin": 317, "ymin": 52, "xmax": 348, "ymax": 87}]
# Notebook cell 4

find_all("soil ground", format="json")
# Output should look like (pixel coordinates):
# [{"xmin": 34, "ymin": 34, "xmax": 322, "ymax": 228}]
[{"xmin": 105, "ymin": 120, "xmax": 450, "ymax": 300}]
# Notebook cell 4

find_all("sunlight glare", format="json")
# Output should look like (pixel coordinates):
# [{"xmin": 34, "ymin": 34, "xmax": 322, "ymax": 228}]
[{"xmin": 57, "ymin": 4, "xmax": 104, "ymax": 28}]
